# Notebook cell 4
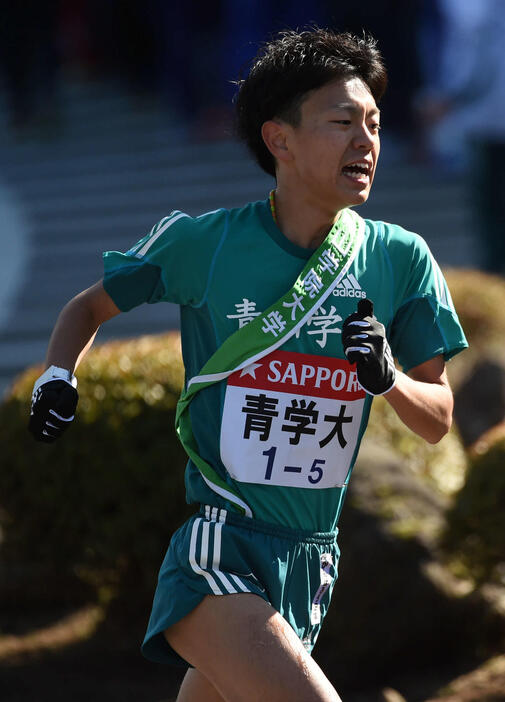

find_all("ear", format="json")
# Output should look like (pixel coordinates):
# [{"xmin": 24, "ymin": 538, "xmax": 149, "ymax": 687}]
[{"xmin": 261, "ymin": 120, "xmax": 293, "ymax": 165}]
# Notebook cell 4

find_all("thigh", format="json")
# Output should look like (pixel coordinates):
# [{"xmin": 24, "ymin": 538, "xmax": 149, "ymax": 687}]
[
  {"xmin": 177, "ymin": 669, "xmax": 226, "ymax": 702},
  {"xmin": 165, "ymin": 593, "xmax": 341, "ymax": 702}
]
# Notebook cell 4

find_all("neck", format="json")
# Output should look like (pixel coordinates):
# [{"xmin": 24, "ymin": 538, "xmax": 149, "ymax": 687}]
[{"xmin": 271, "ymin": 187, "xmax": 343, "ymax": 249}]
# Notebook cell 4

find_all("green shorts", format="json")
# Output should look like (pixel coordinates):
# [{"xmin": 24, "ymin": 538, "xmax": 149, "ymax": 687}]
[{"xmin": 141, "ymin": 505, "xmax": 339, "ymax": 666}]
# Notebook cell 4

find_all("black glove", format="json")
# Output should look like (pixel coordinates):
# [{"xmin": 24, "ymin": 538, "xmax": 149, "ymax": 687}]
[
  {"xmin": 29, "ymin": 366, "xmax": 78, "ymax": 443},
  {"xmin": 342, "ymin": 299, "xmax": 396, "ymax": 395}
]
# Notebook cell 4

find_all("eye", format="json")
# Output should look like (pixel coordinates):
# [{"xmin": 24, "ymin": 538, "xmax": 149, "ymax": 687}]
[
  {"xmin": 370, "ymin": 123, "xmax": 381, "ymax": 132},
  {"xmin": 330, "ymin": 120, "xmax": 351, "ymax": 125}
]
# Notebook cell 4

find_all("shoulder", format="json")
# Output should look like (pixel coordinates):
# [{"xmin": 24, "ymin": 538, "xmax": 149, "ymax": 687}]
[
  {"xmin": 128, "ymin": 207, "xmax": 231, "ymax": 261},
  {"xmin": 365, "ymin": 218, "xmax": 424, "ymax": 249},
  {"xmin": 158, "ymin": 201, "xmax": 262, "ymax": 239},
  {"xmin": 131, "ymin": 200, "xmax": 267, "ymax": 264},
  {"xmin": 194, "ymin": 200, "xmax": 268, "ymax": 249},
  {"xmin": 157, "ymin": 207, "xmax": 228, "ymax": 242},
  {"xmin": 362, "ymin": 218, "xmax": 448, "ymax": 311},
  {"xmin": 364, "ymin": 218, "xmax": 432, "ymax": 266}
]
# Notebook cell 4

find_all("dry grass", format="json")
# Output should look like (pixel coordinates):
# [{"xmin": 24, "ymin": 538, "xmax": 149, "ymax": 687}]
[
  {"xmin": 0, "ymin": 604, "xmax": 104, "ymax": 663},
  {"xmin": 425, "ymin": 655, "xmax": 505, "ymax": 702}
]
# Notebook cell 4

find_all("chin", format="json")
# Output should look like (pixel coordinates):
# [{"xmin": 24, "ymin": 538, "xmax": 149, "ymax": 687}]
[{"xmin": 345, "ymin": 190, "xmax": 370, "ymax": 208}]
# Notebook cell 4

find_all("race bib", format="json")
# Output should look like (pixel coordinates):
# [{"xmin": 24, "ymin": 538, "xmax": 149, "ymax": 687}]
[{"xmin": 220, "ymin": 350, "xmax": 366, "ymax": 489}]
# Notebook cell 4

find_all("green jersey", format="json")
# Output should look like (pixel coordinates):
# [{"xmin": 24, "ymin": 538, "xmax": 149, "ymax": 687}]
[{"xmin": 103, "ymin": 198, "xmax": 467, "ymax": 532}]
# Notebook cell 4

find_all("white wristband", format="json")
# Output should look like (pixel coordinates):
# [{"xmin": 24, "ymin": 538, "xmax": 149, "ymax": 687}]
[{"xmin": 33, "ymin": 365, "xmax": 77, "ymax": 394}]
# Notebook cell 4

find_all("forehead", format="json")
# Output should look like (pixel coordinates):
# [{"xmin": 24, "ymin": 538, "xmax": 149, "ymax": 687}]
[{"xmin": 301, "ymin": 77, "xmax": 379, "ymax": 117}]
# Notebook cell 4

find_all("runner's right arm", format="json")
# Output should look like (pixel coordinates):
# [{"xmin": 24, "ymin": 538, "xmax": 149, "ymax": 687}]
[
  {"xmin": 44, "ymin": 280, "xmax": 120, "ymax": 371},
  {"xmin": 29, "ymin": 280, "xmax": 120, "ymax": 442}
]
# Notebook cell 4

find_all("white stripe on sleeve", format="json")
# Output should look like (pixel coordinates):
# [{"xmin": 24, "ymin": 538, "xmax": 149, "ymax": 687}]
[{"xmin": 135, "ymin": 212, "xmax": 189, "ymax": 258}]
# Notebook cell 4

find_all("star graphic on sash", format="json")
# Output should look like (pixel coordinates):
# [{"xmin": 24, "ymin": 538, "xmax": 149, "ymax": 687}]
[{"xmin": 240, "ymin": 362, "xmax": 263, "ymax": 379}]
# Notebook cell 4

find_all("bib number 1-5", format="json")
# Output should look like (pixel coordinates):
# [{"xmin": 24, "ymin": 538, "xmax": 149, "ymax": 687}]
[{"xmin": 262, "ymin": 446, "xmax": 325, "ymax": 485}]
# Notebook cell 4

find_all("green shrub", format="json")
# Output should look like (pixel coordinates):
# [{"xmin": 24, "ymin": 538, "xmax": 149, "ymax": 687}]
[
  {"xmin": 443, "ymin": 268, "xmax": 505, "ymax": 387},
  {"xmin": 365, "ymin": 394, "xmax": 467, "ymax": 498},
  {"xmin": 438, "ymin": 270, "xmax": 505, "ymax": 584},
  {"xmin": 443, "ymin": 428, "xmax": 505, "ymax": 585},
  {"xmin": 444, "ymin": 269, "xmax": 505, "ymax": 350},
  {"xmin": 0, "ymin": 332, "xmax": 191, "ymax": 599}
]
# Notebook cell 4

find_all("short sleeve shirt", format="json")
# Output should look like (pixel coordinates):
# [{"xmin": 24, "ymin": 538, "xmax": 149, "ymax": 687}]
[{"xmin": 103, "ymin": 199, "xmax": 468, "ymax": 531}]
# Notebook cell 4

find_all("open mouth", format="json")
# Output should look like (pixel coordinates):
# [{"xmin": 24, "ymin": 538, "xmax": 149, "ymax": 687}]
[{"xmin": 341, "ymin": 161, "xmax": 372, "ymax": 183}]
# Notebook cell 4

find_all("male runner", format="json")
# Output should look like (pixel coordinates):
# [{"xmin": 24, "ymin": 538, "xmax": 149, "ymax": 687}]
[{"xmin": 29, "ymin": 29, "xmax": 467, "ymax": 701}]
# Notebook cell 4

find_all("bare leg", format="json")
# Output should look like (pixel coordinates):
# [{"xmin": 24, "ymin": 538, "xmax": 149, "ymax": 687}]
[
  {"xmin": 165, "ymin": 593, "xmax": 341, "ymax": 702},
  {"xmin": 176, "ymin": 669, "xmax": 226, "ymax": 702}
]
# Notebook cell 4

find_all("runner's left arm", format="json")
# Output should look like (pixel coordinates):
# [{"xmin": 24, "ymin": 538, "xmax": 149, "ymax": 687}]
[
  {"xmin": 361, "ymin": 224, "xmax": 468, "ymax": 444},
  {"xmin": 383, "ymin": 354, "xmax": 453, "ymax": 444},
  {"xmin": 342, "ymin": 298, "xmax": 453, "ymax": 443}
]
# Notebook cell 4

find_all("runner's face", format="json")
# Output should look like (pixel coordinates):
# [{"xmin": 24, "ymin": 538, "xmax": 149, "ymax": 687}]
[{"xmin": 287, "ymin": 77, "xmax": 380, "ymax": 212}]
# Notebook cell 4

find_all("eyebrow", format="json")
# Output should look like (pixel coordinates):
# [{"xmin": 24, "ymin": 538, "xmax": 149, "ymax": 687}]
[{"xmin": 330, "ymin": 102, "xmax": 380, "ymax": 117}]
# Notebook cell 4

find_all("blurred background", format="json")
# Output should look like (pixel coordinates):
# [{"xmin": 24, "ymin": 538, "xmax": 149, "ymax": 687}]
[
  {"xmin": 1, "ymin": 1, "xmax": 505, "ymax": 701},
  {"xmin": 3, "ymin": 0, "xmax": 505, "ymax": 398}
]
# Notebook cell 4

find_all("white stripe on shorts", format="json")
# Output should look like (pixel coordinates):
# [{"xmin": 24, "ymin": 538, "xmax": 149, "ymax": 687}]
[
  {"xmin": 200, "ymin": 520, "xmax": 210, "ymax": 570},
  {"xmin": 211, "ymin": 522, "xmax": 239, "ymax": 594},
  {"xmin": 228, "ymin": 573, "xmax": 251, "ymax": 593},
  {"xmin": 188, "ymin": 518, "xmax": 222, "ymax": 595},
  {"xmin": 189, "ymin": 508, "xmax": 252, "ymax": 596},
  {"xmin": 204, "ymin": 505, "xmax": 228, "ymax": 524}
]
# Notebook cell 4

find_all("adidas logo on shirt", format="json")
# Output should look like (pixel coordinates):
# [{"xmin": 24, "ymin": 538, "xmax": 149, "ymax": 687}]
[{"xmin": 332, "ymin": 273, "xmax": 366, "ymax": 298}]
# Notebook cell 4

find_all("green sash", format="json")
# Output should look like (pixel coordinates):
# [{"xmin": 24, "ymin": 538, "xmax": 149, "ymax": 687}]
[{"xmin": 175, "ymin": 207, "xmax": 365, "ymax": 516}]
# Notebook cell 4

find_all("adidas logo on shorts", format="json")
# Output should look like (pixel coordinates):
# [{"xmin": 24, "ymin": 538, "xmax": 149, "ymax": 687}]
[{"xmin": 332, "ymin": 273, "xmax": 366, "ymax": 298}]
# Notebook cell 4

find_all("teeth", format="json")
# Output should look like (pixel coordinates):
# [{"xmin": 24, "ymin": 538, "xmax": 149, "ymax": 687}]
[
  {"xmin": 345, "ymin": 170, "xmax": 368, "ymax": 179},
  {"xmin": 346, "ymin": 161, "xmax": 370, "ymax": 172}
]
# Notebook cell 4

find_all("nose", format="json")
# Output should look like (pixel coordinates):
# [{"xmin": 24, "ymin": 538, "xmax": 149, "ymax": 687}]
[{"xmin": 352, "ymin": 123, "xmax": 376, "ymax": 150}]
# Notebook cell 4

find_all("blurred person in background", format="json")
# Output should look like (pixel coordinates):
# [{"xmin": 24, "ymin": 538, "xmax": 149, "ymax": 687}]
[
  {"xmin": 416, "ymin": 0, "xmax": 505, "ymax": 274},
  {"xmin": 327, "ymin": 0, "xmax": 422, "ymax": 160},
  {"xmin": 219, "ymin": 0, "xmax": 329, "ymax": 107},
  {"xmin": 155, "ymin": 1, "xmax": 329, "ymax": 139},
  {"xmin": 0, "ymin": 0, "xmax": 62, "ymax": 133}
]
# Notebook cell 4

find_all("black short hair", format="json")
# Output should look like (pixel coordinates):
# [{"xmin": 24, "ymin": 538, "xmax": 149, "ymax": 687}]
[{"xmin": 235, "ymin": 28, "xmax": 387, "ymax": 177}]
